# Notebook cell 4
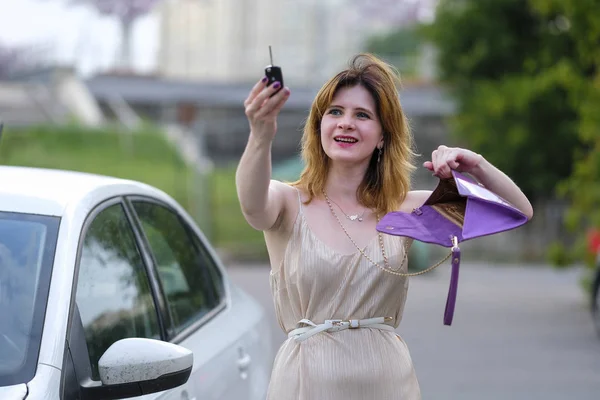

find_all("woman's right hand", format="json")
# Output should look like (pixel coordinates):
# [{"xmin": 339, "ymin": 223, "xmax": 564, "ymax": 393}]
[{"xmin": 244, "ymin": 76, "xmax": 290, "ymax": 143}]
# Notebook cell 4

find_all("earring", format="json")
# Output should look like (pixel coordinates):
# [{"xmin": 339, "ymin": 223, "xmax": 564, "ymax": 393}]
[{"xmin": 377, "ymin": 147, "xmax": 383, "ymax": 163}]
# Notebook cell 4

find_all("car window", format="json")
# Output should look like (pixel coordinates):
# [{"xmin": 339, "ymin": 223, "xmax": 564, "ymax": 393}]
[
  {"xmin": 0, "ymin": 212, "xmax": 59, "ymax": 387},
  {"xmin": 76, "ymin": 203, "xmax": 160, "ymax": 380},
  {"xmin": 132, "ymin": 201, "xmax": 224, "ymax": 337}
]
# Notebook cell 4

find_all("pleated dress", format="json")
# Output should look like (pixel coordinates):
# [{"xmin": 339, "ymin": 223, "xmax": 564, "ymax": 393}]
[{"xmin": 267, "ymin": 190, "xmax": 421, "ymax": 400}]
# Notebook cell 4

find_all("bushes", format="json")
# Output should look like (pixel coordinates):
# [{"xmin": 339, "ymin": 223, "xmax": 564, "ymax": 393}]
[
  {"xmin": 0, "ymin": 124, "xmax": 266, "ymax": 260},
  {"xmin": 0, "ymin": 124, "xmax": 193, "ymax": 208},
  {"xmin": 208, "ymin": 167, "xmax": 268, "ymax": 261}
]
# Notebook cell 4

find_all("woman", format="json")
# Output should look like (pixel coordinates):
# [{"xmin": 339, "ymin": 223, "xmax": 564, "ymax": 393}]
[{"xmin": 236, "ymin": 54, "xmax": 533, "ymax": 400}]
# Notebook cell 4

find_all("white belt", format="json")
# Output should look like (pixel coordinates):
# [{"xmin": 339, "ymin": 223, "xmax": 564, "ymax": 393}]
[{"xmin": 288, "ymin": 317, "xmax": 395, "ymax": 342}]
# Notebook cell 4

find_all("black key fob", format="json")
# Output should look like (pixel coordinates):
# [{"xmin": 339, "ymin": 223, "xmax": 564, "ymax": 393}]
[{"xmin": 266, "ymin": 46, "xmax": 283, "ymax": 96}]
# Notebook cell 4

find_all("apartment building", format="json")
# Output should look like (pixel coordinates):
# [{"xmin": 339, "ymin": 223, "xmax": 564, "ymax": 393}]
[{"xmin": 157, "ymin": 0, "xmax": 367, "ymax": 86}]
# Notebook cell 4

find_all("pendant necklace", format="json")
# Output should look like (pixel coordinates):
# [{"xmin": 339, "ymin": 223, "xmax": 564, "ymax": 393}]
[{"xmin": 322, "ymin": 191, "xmax": 366, "ymax": 222}]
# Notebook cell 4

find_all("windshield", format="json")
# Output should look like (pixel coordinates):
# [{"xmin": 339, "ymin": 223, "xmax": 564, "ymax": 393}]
[{"xmin": 0, "ymin": 212, "xmax": 59, "ymax": 387}]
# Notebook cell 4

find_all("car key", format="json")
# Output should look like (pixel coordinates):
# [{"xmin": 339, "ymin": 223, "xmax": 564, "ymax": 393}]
[{"xmin": 265, "ymin": 45, "xmax": 284, "ymax": 96}]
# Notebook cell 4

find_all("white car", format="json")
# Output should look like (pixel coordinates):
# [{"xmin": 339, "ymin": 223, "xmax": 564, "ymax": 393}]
[{"xmin": 0, "ymin": 165, "xmax": 274, "ymax": 400}]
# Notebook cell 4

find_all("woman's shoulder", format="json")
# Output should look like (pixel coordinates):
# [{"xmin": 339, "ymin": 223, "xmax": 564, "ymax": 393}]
[
  {"xmin": 263, "ymin": 181, "xmax": 304, "ymax": 255},
  {"xmin": 267, "ymin": 179, "xmax": 303, "ymax": 228},
  {"xmin": 398, "ymin": 190, "xmax": 432, "ymax": 212},
  {"xmin": 270, "ymin": 179, "xmax": 301, "ymax": 199}
]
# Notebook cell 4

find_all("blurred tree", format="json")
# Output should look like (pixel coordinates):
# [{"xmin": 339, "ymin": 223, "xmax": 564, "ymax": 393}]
[
  {"xmin": 366, "ymin": 27, "xmax": 421, "ymax": 57},
  {"xmin": 531, "ymin": 0, "xmax": 600, "ymax": 268},
  {"xmin": 68, "ymin": 0, "xmax": 162, "ymax": 70},
  {"xmin": 364, "ymin": 27, "xmax": 422, "ymax": 76},
  {"xmin": 0, "ymin": 45, "xmax": 23, "ymax": 79},
  {"xmin": 0, "ymin": 43, "xmax": 49, "ymax": 79},
  {"xmin": 353, "ymin": 0, "xmax": 439, "ymax": 25},
  {"xmin": 359, "ymin": 0, "xmax": 438, "ymax": 77},
  {"xmin": 422, "ymin": 0, "xmax": 589, "ymax": 201},
  {"xmin": 421, "ymin": 0, "xmax": 600, "ymax": 266}
]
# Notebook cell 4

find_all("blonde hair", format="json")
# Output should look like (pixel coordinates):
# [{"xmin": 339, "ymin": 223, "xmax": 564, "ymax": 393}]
[{"xmin": 291, "ymin": 53, "xmax": 416, "ymax": 215}]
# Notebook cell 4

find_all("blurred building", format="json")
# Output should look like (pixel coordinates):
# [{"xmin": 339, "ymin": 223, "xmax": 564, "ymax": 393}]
[
  {"xmin": 157, "ymin": 0, "xmax": 365, "ymax": 86},
  {"xmin": 0, "ymin": 67, "xmax": 104, "ymax": 127}
]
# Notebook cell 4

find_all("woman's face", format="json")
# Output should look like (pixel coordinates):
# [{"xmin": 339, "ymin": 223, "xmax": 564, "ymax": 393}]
[{"xmin": 320, "ymin": 84, "xmax": 383, "ymax": 166}]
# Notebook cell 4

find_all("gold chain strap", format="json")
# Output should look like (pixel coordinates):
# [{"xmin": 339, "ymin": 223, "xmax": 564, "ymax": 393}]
[{"xmin": 323, "ymin": 190, "xmax": 452, "ymax": 277}]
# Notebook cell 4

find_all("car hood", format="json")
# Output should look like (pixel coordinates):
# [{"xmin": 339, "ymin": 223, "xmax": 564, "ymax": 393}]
[{"xmin": 0, "ymin": 384, "xmax": 27, "ymax": 400}]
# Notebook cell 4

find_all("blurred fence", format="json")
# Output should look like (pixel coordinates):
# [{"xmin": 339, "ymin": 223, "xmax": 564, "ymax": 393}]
[
  {"xmin": 202, "ymin": 159, "xmax": 570, "ymax": 265},
  {"xmin": 456, "ymin": 199, "xmax": 569, "ymax": 263}
]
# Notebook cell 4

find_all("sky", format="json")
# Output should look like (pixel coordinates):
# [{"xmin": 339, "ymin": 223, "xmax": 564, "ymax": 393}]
[
  {"xmin": 0, "ymin": 0, "xmax": 438, "ymax": 78},
  {"xmin": 0, "ymin": 0, "xmax": 159, "ymax": 76}
]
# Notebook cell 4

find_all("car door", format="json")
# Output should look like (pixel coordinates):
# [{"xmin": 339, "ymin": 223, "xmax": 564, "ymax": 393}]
[
  {"xmin": 67, "ymin": 200, "xmax": 193, "ymax": 400},
  {"xmin": 128, "ymin": 198, "xmax": 252, "ymax": 400}
]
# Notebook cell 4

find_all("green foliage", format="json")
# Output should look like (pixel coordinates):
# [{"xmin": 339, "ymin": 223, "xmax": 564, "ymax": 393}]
[
  {"xmin": 534, "ymin": 0, "xmax": 600, "ymax": 268},
  {"xmin": 425, "ymin": 0, "xmax": 600, "ymax": 267},
  {"xmin": 422, "ymin": 0, "xmax": 591, "ymax": 200},
  {"xmin": 364, "ymin": 27, "xmax": 422, "ymax": 76},
  {"xmin": 0, "ymin": 123, "xmax": 195, "ymax": 225},
  {"xmin": 209, "ymin": 166, "xmax": 267, "ymax": 261},
  {"xmin": 0, "ymin": 124, "xmax": 266, "ymax": 261}
]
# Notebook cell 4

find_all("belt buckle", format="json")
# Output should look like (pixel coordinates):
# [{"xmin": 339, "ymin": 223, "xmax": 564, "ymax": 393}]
[{"xmin": 327, "ymin": 319, "xmax": 347, "ymax": 332}]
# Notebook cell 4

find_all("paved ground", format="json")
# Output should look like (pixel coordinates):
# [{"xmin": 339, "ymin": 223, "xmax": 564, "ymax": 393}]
[{"xmin": 227, "ymin": 262, "xmax": 600, "ymax": 400}]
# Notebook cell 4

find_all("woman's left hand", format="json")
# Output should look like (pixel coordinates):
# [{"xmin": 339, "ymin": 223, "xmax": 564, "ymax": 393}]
[{"xmin": 423, "ymin": 145, "xmax": 483, "ymax": 179}]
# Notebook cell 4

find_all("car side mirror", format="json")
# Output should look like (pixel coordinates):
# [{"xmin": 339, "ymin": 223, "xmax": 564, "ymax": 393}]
[{"xmin": 83, "ymin": 338, "xmax": 193, "ymax": 400}]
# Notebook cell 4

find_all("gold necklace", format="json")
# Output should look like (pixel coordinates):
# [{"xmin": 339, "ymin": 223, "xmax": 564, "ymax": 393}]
[
  {"xmin": 326, "ymin": 196, "xmax": 366, "ymax": 222},
  {"xmin": 322, "ymin": 189, "xmax": 451, "ymax": 277}
]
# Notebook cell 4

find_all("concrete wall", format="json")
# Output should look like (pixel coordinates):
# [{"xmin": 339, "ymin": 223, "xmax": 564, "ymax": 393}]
[{"xmin": 161, "ymin": 105, "xmax": 453, "ymax": 170}]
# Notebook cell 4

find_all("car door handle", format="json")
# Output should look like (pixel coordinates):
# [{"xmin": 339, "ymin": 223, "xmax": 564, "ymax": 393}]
[
  {"xmin": 237, "ymin": 348, "xmax": 252, "ymax": 380},
  {"xmin": 237, "ymin": 353, "xmax": 252, "ymax": 370},
  {"xmin": 181, "ymin": 389, "xmax": 196, "ymax": 400}
]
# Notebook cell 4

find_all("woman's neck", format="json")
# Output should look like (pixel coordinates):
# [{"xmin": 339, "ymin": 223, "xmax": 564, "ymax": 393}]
[{"xmin": 323, "ymin": 162, "xmax": 368, "ymax": 203}]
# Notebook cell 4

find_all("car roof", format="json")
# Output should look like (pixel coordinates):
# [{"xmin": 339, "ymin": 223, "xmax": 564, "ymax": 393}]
[{"xmin": 0, "ymin": 166, "xmax": 166, "ymax": 217}]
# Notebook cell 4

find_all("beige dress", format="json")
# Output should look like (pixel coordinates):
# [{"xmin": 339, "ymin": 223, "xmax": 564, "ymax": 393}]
[{"xmin": 267, "ymin": 191, "xmax": 421, "ymax": 400}]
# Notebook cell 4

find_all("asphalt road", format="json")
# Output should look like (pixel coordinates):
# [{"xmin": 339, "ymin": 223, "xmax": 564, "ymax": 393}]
[{"xmin": 227, "ymin": 262, "xmax": 600, "ymax": 400}]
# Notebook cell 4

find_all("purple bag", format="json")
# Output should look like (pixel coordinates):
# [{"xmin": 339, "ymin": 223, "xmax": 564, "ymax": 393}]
[{"xmin": 376, "ymin": 170, "xmax": 529, "ymax": 325}]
